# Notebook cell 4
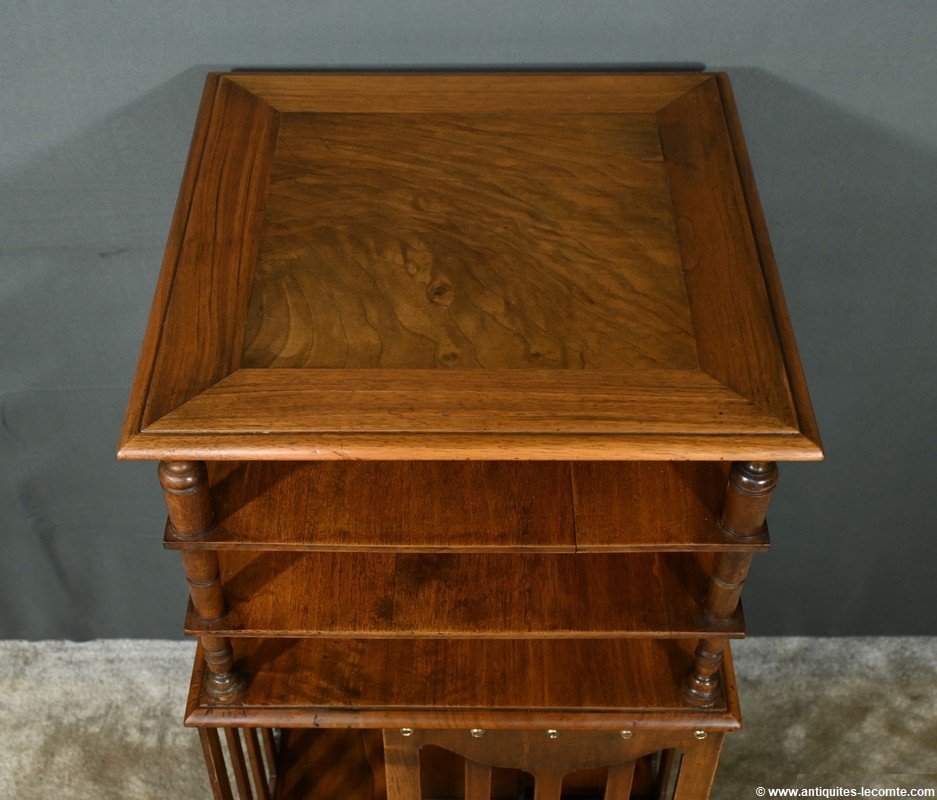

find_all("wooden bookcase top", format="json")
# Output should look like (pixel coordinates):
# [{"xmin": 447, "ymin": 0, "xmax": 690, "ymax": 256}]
[{"xmin": 119, "ymin": 71, "xmax": 822, "ymax": 462}]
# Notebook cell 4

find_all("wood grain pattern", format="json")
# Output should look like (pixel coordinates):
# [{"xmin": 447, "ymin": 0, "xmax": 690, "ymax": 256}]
[
  {"xmin": 273, "ymin": 730, "xmax": 381, "ymax": 800},
  {"xmin": 714, "ymin": 73, "xmax": 822, "ymax": 452},
  {"xmin": 658, "ymin": 78, "xmax": 795, "ymax": 427},
  {"xmin": 571, "ymin": 461, "xmax": 768, "ymax": 551},
  {"xmin": 242, "ymin": 111, "xmax": 696, "ymax": 371},
  {"xmin": 184, "ymin": 551, "xmax": 744, "ymax": 639},
  {"xmin": 119, "ymin": 73, "xmax": 221, "ymax": 452},
  {"xmin": 140, "ymin": 77, "xmax": 278, "ymax": 427},
  {"xmin": 118, "ymin": 71, "xmax": 824, "ymax": 463},
  {"xmin": 185, "ymin": 638, "xmax": 741, "ymax": 729},
  {"xmin": 162, "ymin": 461, "xmax": 767, "ymax": 553},
  {"xmin": 671, "ymin": 734, "xmax": 724, "ymax": 800},
  {"xmin": 144, "ymin": 368, "xmax": 796, "ymax": 434}
]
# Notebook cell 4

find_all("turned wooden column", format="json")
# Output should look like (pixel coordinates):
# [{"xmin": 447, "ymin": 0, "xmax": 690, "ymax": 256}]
[
  {"xmin": 685, "ymin": 462, "xmax": 778, "ymax": 707},
  {"xmin": 159, "ymin": 461, "xmax": 245, "ymax": 701}
]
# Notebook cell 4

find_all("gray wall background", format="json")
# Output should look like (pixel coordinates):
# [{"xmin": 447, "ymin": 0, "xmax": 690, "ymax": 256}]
[{"xmin": 1, "ymin": 1, "xmax": 935, "ymax": 639}]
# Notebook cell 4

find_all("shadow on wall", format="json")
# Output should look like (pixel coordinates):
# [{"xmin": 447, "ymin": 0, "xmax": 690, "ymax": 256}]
[
  {"xmin": 727, "ymin": 67, "xmax": 937, "ymax": 635},
  {"xmin": 0, "ymin": 65, "xmax": 934, "ymax": 638}
]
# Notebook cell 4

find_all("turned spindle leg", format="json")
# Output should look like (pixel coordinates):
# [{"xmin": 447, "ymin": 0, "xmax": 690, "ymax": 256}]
[
  {"xmin": 159, "ymin": 461, "xmax": 245, "ymax": 701},
  {"xmin": 685, "ymin": 462, "xmax": 778, "ymax": 707}
]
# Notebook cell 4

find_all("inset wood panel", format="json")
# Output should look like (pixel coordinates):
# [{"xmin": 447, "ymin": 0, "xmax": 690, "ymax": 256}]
[
  {"xmin": 242, "ymin": 112, "xmax": 696, "ymax": 371},
  {"xmin": 185, "ymin": 551, "xmax": 743, "ymax": 638},
  {"xmin": 186, "ymin": 638, "xmax": 742, "ymax": 729}
]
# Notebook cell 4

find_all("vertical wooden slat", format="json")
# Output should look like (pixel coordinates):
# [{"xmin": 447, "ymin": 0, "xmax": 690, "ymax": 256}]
[
  {"xmin": 383, "ymin": 732, "xmax": 422, "ymax": 800},
  {"xmin": 605, "ymin": 762, "xmax": 636, "ymax": 800},
  {"xmin": 261, "ymin": 729, "xmax": 278, "ymax": 783},
  {"xmin": 532, "ymin": 770, "xmax": 564, "ymax": 800},
  {"xmin": 655, "ymin": 750, "xmax": 680, "ymax": 800},
  {"xmin": 199, "ymin": 728, "xmax": 234, "ymax": 800},
  {"xmin": 225, "ymin": 728, "xmax": 255, "ymax": 800},
  {"xmin": 244, "ymin": 728, "xmax": 271, "ymax": 800},
  {"xmin": 465, "ymin": 759, "xmax": 493, "ymax": 800},
  {"xmin": 672, "ymin": 735, "xmax": 724, "ymax": 800}
]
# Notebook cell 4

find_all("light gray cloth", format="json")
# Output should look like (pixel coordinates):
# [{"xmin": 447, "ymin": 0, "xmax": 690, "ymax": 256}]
[{"xmin": 0, "ymin": 638, "xmax": 934, "ymax": 798}]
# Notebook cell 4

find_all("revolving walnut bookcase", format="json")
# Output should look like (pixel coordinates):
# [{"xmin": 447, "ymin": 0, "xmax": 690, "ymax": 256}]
[{"xmin": 118, "ymin": 71, "xmax": 822, "ymax": 800}]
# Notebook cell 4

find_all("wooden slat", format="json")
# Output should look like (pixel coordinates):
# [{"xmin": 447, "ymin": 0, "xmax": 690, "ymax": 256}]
[
  {"xmin": 261, "ymin": 729, "xmax": 278, "ymax": 789},
  {"xmin": 185, "ymin": 638, "xmax": 741, "ymax": 729},
  {"xmin": 244, "ymin": 728, "xmax": 271, "ymax": 800},
  {"xmin": 533, "ymin": 771, "xmax": 563, "ymax": 800},
  {"xmin": 199, "ymin": 727, "xmax": 235, "ymax": 800},
  {"xmin": 465, "ymin": 760, "xmax": 493, "ymax": 800},
  {"xmin": 655, "ymin": 750, "xmax": 680, "ymax": 800},
  {"xmin": 672, "ymin": 734, "xmax": 724, "ymax": 800},
  {"xmin": 226, "ymin": 72, "xmax": 711, "ymax": 113},
  {"xmin": 163, "ymin": 461, "xmax": 768, "ymax": 554},
  {"xmin": 185, "ymin": 551, "xmax": 744, "ymax": 639},
  {"xmin": 383, "ymin": 733, "xmax": 422, "ymax": 800},
  {"xmin": 225, "ymin": 728, "xmax": 254, "ymax": 800},
  {"xmin": 605, "ymin": 762, "xmax": 636, "ymax": 800}
]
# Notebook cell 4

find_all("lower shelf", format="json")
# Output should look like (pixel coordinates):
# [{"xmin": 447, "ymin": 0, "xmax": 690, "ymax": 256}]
[{"xmin": 186, "ymin": 639, "xmax": 740, "ymax": 730}]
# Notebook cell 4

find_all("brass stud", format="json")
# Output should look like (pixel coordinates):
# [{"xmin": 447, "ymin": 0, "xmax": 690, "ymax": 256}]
[
  {"xmin": 470, "ymin": 728, "xmax": 485, "ymax": 738},
  {"xmin": 546, "ymin": 729, "xmax": 560, "ymax": 739},
  {"xmin": 400, "ymin": 728, "xmax": 414, "ymax": 737},
  {"xmin": 693, "ymin": 730, "xmax": 707, "ymax": 740},
  {"xmin": 619, "ymin": 730, "xmax": 633, "ymax": 739}
]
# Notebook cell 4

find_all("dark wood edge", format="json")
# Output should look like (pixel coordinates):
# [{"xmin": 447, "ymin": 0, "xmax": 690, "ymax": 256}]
[
  {"xmin": 714, "ymin": 72, "xmax": 824, "ymax": 458},
  {"xmin": 184, "ymin": 706, "xmax": 742, "ymax": 731},
  {"xmin": 117, "ymin": 72, "xmax": 221, "ymax": 454}
]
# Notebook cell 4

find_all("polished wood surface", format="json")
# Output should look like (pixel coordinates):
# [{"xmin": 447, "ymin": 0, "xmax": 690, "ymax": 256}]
[
  {"xmin": 242, "ymin": 111, "xmax": 696, "ymax": 372},
  {"xmin": 118, "ymin": 71, "xmax": 823, "ymax": 462},
  {"xmin": 162, "ymin": 461, "xmax": 768, "ymax": 553},
  {"xmin": 274, "ymin": 730, "xmax": 382, "ymax": 800},
  {"xmin": 185, "ymin": 639, "xmax": 741, "ymax": 729},
  {"xmin": 120, "ymin": 70, "xmax": 822, "ymax": 800},
  {"xmin": 184, "ymin": 551, "xmax": 743, "ymax": 639}
]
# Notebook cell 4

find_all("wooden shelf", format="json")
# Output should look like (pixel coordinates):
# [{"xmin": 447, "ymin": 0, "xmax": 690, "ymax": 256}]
[
  {"xmin": 164, "ymin": 461, "xmax": 769, "ymax": 553},
  {"xmin": 185, "ymin": 551, "xmax": 744, "ymax": 639},
  {"xmin": 185, "ymin": 638, "xmax": 741, "ymax": 730}
]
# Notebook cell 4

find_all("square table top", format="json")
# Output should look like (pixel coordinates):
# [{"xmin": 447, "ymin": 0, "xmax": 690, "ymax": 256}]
[{"xmin": 118, "ymin": 71, "xmax": 822, "ymax": 461}]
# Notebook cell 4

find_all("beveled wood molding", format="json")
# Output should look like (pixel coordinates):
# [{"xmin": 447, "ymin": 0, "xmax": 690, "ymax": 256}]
[{"xmin": 117, "ymin": 71, "xmax": 823, "ymax": 463}]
